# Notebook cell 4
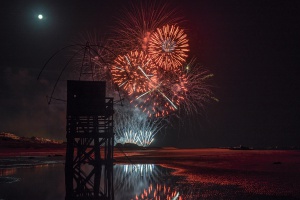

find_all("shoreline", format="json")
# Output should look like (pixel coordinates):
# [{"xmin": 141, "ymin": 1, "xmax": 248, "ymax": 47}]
[
  {"xmin": 1, "ymin": 148, "xmax": 300, "ymax": 198},
  {"xmin": 1, "ymin": 147, "xmax": 300, "ymax": 170}
]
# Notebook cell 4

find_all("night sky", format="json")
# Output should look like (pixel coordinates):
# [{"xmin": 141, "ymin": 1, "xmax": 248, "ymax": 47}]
[{"xmin": 0, "ymin": 0, "xmax": 299, "ymax": 148}]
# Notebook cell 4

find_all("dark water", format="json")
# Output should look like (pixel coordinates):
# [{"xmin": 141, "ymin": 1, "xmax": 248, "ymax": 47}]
[
  {"xmin": 0, "ymin": 157, "xmax": 299, "ymax": 200},
  {"xmin": 1, "ymin": 163, "xmax": 182, "ymax": 200}
]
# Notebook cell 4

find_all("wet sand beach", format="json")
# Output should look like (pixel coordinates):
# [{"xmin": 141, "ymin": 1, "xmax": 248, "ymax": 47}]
[{"xmin": 1, "ymin": 148, "xmax": 300, "ymax": 199}]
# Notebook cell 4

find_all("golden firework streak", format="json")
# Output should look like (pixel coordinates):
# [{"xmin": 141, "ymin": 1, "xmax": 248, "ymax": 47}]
[{"xmin": 137, "ymin": 65, "xmax": 178, "ymax": 110}]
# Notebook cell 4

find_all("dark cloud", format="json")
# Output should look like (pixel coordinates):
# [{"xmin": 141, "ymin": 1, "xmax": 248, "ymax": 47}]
[
  {"xmin": 0, "ymin": 0, "xmax": 300, "ymax": 147},
  {"xmin": 0, "ymin": 67, "xmax": 66, "ymax": 140}
]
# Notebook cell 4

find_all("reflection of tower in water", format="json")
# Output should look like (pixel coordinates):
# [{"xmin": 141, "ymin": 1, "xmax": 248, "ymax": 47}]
[
  {"xmin": 38, "ymin": 42, "xmax": 117, "ymax": 199},
  {"xmin": 65, "ymin": 80, "xmax": 114, "ymax": 200}
]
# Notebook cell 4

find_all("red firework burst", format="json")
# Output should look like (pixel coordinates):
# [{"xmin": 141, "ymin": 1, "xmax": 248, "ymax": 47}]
[
  {"xmin": 111, "ymin": 1, "xmax": 183, "ymax": 54},
  {"xmin": 131, "ymin": 71, "xmax": 187, "ymax": 118},
  {"xmin": 111, "ymin": 51, "xmax": 157, "ymax": 96},
  {"xmin": 148, "ymin": 25, "xmax": 189, "ymax": 71}
]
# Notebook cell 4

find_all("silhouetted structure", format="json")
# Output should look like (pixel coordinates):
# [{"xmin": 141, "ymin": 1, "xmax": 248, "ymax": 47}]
[{"xmin": 65, "ymin": 80, "xmax": 114, "ymax": 200}]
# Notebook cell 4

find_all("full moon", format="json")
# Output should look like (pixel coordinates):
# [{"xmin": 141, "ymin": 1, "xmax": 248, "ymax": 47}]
[{"xmin": 38, "ymin": 14, "xmax": 43, "ymax": 20}]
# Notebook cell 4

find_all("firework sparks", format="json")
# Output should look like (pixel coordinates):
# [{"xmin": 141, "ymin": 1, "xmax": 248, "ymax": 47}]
[
  {"xmin": 130, "ymin": 71, "xmax": 187, "ymax": 118},
  {"xmin": 40, "ymin": 0, "xmax": 216, "ymax": 147},
  {"xmin": 111, "ymin": 51, "xmax": 157, "ymax": 96},
  {"xmin": 111, "ymin": 1, "xmax": 183, "ymax": 54},
  {"xmin": 129, "ymin": 58, "xmax": 216, "ymax": 118},
  {"xmin": 179, "ymin": 59, "xmax": 217, "ymax": 116},
  {"xmin": 148, "ymin": 25, "xmax": 189, "ymax": 71},
  {"xmin": 114, "ymin": 110, "xmax": 163, "ymax": 147}
]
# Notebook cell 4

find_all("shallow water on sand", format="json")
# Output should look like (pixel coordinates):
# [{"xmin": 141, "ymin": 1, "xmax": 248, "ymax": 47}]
[{"xmin": 0, "ymin": 150, "xmax": 300, "ymax": 199}]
